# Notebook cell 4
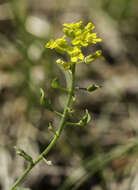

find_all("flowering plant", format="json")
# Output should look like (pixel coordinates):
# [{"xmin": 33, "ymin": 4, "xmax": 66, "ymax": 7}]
[
  {"xmin": 46, "ymin": 21, "xmax": 103, "ymax": 70},
  {"xmin": 10, "ymin": 21, "xmax": 103, "ymax": 190}
]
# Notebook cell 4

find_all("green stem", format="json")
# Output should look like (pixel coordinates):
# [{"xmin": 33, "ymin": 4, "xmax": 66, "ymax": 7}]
[
  {"xmin": 56, "ymin": 87, "xmax": 70, "ymax": 93},
  {"xmin": 66, "ymin": 121, "xmax": 82, "ymax": 127},
  {"xmin": 53, "ymin": 110, "xmax": 63, "ymax": 117},
  {"xmin": 10, "ymin": 63, "xmax": 76, "ymax": 190}
]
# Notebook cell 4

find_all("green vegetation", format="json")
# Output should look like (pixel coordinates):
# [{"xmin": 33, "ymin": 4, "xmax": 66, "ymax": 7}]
[{"xmin": 10, "ymin": 21, "xmax": 103, "ymax": 190}]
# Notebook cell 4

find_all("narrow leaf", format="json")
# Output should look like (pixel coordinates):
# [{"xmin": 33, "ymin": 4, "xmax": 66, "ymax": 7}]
[
  {"xmin": 15, "ymin": 147, "xmax": 33, "ymax": 164},
  {"xmin": 79, "ymin": 109, "xmax": 91, "ymax": 126},
  {"xmin": 87, "ymin": 84, "xmax": 101, "ymax": 92},
  {"xmin": 51, "ymin": 78, "xmax": 60, "ymax": 89},
  {"xmin": 40, "ymin": 88, "xmax": 53, "ymax": 111}
]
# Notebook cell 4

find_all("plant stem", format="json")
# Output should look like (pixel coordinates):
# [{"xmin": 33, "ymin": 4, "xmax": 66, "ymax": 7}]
[
  {"xmin": 10, "ymin": 63, "xmax": 76, "ymax": 190},
  {"xmin": 66, "ymin": 121, "xmax": 82, "ymax": 126}
]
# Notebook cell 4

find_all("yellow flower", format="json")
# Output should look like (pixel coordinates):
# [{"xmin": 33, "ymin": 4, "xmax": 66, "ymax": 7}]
[
  {"xmin": 63, "ymin": 21, "xmax": 83, "ymax": 30},
  {"xmin": 67, "ymin": 46, "xmax": 84, "ymax": 62},
  {"xmin": 85, "ymin": 50, "xmax": 104, "ymax": 64},
  {"xmin": 62, "ymin": 21, "xmax": 83, "ymax": 38},
  {"xmin": 63, "ymin": 21, "xmax": 102, "ymax": 47},
  {"xmin": 84, "ymin": 22, "xmax": 95, "ymax": 31},
  {"xmin": 46, "ymin": 36, "xmax": 68, "ymax": 54},
  {"xmin": 56, "ymin": 59, "xmax": 72, "ymax": 70},
  {"xmin": 45, "ymin": 20, "xmax": 103, "ymax": 70}
]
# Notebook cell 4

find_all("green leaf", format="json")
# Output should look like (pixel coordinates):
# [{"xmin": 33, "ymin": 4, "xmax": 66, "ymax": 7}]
[
  {"xmin": 79, "ymin": 109, "xmax": 91, "ymax": 126},
  {"xmin": 87, "ymin": 84, "xmax": 101, "ymax": 92},
  {"xmin": 40, "ymin": 88, "xmax": 45, "ymax": 105},
  {"xmin": 51, "ymin": 78, "xmax": 70, "ymax": 92},
  {"xmin": 51, "ymin": 78, "xmax": 59, "ymax": 89},
  {"xmin": 15, "ymin": 147, "xmax": 33, "ymax": 164},
  {"xmin": 40, "ymin": 88, "xmax": 53, "ymax": 111},
  {"xmin": 48, "ymin": 122, "xmax": 56, "ymax": 135},
  {"xmin": 75, "ymin": 84, "xmax": 101, "ymax": 92},
  {"xmin": 72, "ymin": 95, "xmax": 76, "ymax": 102}
]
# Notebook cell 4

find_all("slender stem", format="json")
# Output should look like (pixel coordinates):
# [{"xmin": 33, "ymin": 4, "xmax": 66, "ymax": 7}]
[
  {"xmin": 66, "ymin": 122, "xmax": 82, "ymax": 127},
  {"xmin": 10, "ymin": 64, "xmax": 76, "ymax": 190},
  {"xmin": 53, "ymin": 110, "xmax": 63, "ymax": 117},
  {"xmin": 10, "ymin": 164, "xmax": 34, "ymax": 190},
  {"xmin": 56, "ymin": 87, "xmax": 70, "ymax": 93}
]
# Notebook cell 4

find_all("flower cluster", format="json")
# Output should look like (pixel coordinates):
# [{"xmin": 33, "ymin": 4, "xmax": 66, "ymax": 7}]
[{"xmin": 46, "ymin": 21, "xmax": 103, "ymax": 70}]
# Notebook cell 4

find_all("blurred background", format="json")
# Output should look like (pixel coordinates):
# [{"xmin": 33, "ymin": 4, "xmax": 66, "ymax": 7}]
[{"xmin": 0, "ymin": 0, "xmax": 138, "ymax": 190}]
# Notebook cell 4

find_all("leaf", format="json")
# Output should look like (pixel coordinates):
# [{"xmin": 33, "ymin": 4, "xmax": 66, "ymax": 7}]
[
  {"xmin": 72, "ymin": 95, "xmax": 76, "ymax": 102},
  {"xmin": 40, "ymin": 88, "xmax": 53, "ymax": 111},
  {"xmin": 51, "ymin": 78, "xmax": 59, "ymax": 89},
  {"xmin": 15, "ymin": 147, "xmax": 33, "ymax": 163},
  {"xmin": 48, "ymin": 122, "xmax": 56, "ymax": 135},
  {"xmin": 51, "ymin": 78, "xmax": 70, "ymax": 92},
  {"xmin": 79, "ymin": 109, "xmax": 91, "ymax": 126},
  {"xmin": 75, "ymin": 84, "xmax": 101, "ymax": 92},
  {"xmin": 87, "ymin": 84, "xmax": 101, "ymax": 92},
  {"xmin": 40, "ymin": 88, "xmax": 45, "ymax": 105}
]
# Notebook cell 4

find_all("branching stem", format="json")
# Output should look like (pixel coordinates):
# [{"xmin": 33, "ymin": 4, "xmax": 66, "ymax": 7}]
[{"xmin": 10, "ymin": 63, "xmax": 76, "ymax": 190}]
